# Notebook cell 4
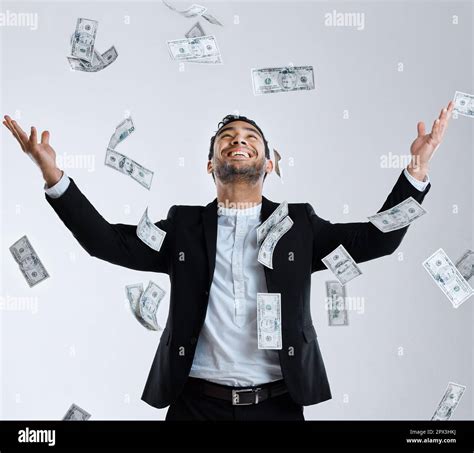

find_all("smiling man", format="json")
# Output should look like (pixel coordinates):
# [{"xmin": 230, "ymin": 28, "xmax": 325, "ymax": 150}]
[{"xmin": 3, "ymin": 103, "xmax": 453, "ymax": 421}]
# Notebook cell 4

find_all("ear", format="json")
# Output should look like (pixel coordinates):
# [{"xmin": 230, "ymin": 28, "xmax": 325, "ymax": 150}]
[
  {"xmin": 265, "ymin": 158, "xmax": 274, "ymax": 175},
  {"xmin": 207, "ymin": 160, "xmax": 213, "ymax": 174}
]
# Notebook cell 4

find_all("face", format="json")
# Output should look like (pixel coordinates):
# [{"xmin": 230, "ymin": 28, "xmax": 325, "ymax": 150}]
[{"xmin": 207, "ymin": 121, "xmax": 273, "ymax": 185}]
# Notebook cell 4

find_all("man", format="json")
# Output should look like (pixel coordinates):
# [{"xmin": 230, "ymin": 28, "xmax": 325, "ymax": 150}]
[{"xmin": 2, "ymin": 102, "xmax": 454, "ymax": 420}]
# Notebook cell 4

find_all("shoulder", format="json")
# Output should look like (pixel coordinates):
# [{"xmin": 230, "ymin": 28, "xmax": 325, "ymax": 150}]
[{"xmin": 287, "ymin": 201, "xmax": 313, "ymax": 214}]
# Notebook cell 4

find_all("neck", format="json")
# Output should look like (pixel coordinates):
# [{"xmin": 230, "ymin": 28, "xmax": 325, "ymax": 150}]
[{"xmin": 215, "ymin": 179, "xmax": 263, "ymax": 209}]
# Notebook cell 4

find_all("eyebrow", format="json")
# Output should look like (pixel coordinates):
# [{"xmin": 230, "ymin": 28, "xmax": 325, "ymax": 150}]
[{"xmin": 216, "ymin": 125, "xmax": 262, "ymax": 139}]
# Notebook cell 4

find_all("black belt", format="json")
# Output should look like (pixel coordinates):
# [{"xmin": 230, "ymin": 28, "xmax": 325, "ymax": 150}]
[{"xmin": 184, "ymin": 377, "xmax": 288, "ymax": 405}]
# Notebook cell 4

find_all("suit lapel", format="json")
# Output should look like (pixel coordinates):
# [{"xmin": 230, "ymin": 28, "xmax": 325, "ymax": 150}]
[
  {"xmin": 260, "ymin": 195, "xmax": 278, "ymax": 224},
  {"xmin": 260, "ymin": 196, "xmax": 279, "ymax": 292},
  {"xmin": 202, "ymin": 198, "xmax": 218, "ymax": 290}
]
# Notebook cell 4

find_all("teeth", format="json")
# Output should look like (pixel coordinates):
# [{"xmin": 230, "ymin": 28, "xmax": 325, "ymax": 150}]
[{"xmin": 230, "ymin": 151, "xmax": 250, "ymax": 157}]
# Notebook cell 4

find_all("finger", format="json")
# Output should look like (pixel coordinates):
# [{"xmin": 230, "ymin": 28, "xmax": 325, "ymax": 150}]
[
  {"xmin": 3, "ymin": 120, "xmax": 16, "ymax": 136},
  {"xmin": 10, "ymin": 119, "xmax": 30, "ymax": 144},
  {"xmin": 439, "ymin": 101, "xmax": 456, "ymax": 134},
  {"xmin": 438, "ymin": 107, "xmax": 448, "ymax": 134},
  {"xmin": 3, "ymin": 119, "xmax": 25, "ymax": 149},
  {"xmin": 438, "ymin": 106, "xmax": 445, "ymax": 120},
  {"xmin": 417, "ymin": 121, "xmax": 426, "ymax": 137},
  {"xmin": 3, "ymin": 120, "xmax": 13, "ymax": 132},
  {"xmin": 4, "ymin": 115, "xmax": 16, "ymax": 132},
  {"xmin": 446, "ymin": 100, "xmax": 455, "ymax": 118},
  {"xmin": 431, "ymin": 118, "xmax": 441, "ymax": 142},
  {"xmin": 41, "ymin": 130, "xmax": 50, "ymax": 145},
  {"xmin": 3, "ymin": 121, "xmax": 18, "ymax": 139},
  {"xmin": 30, "ymin": 126, "xmax": 38, "ymax": 145}
]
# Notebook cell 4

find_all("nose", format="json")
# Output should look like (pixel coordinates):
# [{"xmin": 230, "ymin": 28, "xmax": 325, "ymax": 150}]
[{"xmin": 231, "ymin": 134, "xmax": 248, "ymax": 146}]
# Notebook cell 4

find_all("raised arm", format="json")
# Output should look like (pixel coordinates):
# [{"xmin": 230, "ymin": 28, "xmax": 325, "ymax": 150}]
[
  {"xmin": 306, "ymin": 100, "xmax": 454, "ymax": 273},
  {"xmin": 45, "ymin": 177, "xmax": 176, "ymax": 273},
  {"xmin": 306, "ymin": 169, "xmax": 430, "ymax": 272},
  {"xmin": 3, "ymin": 115, "xmax": 175, "ymax": 274}
]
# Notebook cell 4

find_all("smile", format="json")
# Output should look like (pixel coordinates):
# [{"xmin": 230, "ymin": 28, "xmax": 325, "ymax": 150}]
[{"xmin": 225, "ymin": 148, "xmax": 253, "ymax": 159}]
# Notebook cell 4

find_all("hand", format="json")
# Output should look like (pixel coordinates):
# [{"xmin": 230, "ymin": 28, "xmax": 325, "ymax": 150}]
[
  {"xmin": 407, "ymin": 100, "xmax": 454, "ymax": 181},
  {"xmin": 3, "ymin": 115, "xmax": 62, "ymax": 187}
]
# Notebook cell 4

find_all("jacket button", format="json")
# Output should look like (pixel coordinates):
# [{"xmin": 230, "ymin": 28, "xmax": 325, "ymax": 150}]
[
  {"xmin": 204, "ymin": 290, "xmax": 209, "ymax": 296},
  {"xmin": 190, "ymin": 336, "xmax": 197, "ymax": 345}
]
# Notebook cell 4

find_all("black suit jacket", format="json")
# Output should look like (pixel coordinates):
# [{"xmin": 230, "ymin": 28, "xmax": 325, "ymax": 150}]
[{"xmin": 45, "ymin": 170, "xmax": 431, "ymax": 408}]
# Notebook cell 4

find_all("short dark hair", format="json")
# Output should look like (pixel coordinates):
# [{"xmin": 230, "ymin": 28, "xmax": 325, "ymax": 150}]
[
  {"xmin": 208, "ymin": 114, "xmax": 271, "ymax": 182},
  {"xmin": 208, "ymin": 114, "xmax": 270, "ymax": 161}
]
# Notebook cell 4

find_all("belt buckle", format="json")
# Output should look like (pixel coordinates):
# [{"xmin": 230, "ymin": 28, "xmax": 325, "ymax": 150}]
[{"xmin": 232, "ymin": 387, "xmax": 261, "ymax": 405}]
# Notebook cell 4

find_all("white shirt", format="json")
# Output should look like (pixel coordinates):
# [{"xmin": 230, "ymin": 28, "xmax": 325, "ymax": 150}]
[
  {"xmin": 188, "ymin": 202, "xmax": 284, "ymax": 386},
  {"xmin": 45, "ymin": 169, "xmax": 429, "ymax": 386}
]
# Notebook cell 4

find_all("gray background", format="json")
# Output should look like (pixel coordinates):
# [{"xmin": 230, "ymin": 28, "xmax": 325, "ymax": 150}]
[{"xmin": 0, "ymin": 0, "xmax": 472, "ymax": 420}]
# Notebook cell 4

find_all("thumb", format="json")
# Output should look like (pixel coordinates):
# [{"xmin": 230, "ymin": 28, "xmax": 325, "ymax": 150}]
[{"xmin": 417, "ymin": 121, "xmax": 426, "ymax": 137}]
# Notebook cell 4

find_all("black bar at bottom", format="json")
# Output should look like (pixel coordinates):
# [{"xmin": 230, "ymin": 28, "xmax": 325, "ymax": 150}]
[{"xmin": 0, "ymin": 420, "xmax": 472, "ymax": 451}]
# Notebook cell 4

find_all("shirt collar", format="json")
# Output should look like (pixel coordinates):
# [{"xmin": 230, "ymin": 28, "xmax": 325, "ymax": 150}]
[{"xmin": 217, "ymin": 202, "xmax": 262, "ymax": 217}]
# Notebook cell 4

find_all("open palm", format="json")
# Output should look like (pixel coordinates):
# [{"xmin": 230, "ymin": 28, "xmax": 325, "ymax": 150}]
[
  {"xmin": 3, "ymin": 115, "xmax": 57, "ymax": 171},
  {"xmin": 409, "ymin": 101, "xmax": 454, "ymax": 170}
]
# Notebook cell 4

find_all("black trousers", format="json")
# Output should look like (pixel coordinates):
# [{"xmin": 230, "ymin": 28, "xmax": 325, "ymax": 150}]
[{"xmin": 165, "ymin": 378, "xmax": 305, "ymax": 421}]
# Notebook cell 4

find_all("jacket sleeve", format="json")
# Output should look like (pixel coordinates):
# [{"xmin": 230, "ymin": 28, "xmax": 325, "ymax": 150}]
[
  {"xmin": 45, "ymin": 177, "xmax": 176, "ymax": 274},
  {"xmin": 305, "ymin": 170, "xmax": 432, "ymax": 273}
]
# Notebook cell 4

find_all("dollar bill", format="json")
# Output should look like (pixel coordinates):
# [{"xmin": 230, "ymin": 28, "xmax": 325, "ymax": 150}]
[
  {"xmin": 322, "ymin": 244, "xmax": 362, "ymax": 286},
  {"xmin": 139, "ymin": 281, "xmax": 165, "ymax": 331},
  {"xmin": 70, "ymin": 18, "xmax": 98, "ymax": 63},
  {"xmin": 455, "ymin": 249, "xmax": 474, "ymax": 282},
  {"xmin": 126, "ymin": 283, "xmax": 153, "ymax": 330},
  {"xmin": 257, "ymin": 201, "xmax": 288, "ymax": 246},
  {"xmin": 76, "ymin": 46, "xmax": 118, "ymax": 72},
  {"xmin": 108, "ymin": 117, "xmax": 135, "ymax": 150},
  {"xmin": 62, "ymin": 403, "xmax": 91, "ymax": 421},
  {"xmin": 68, "ymin": 21, "xmax": 118, "ymax": 72},
  {"xmin": 201, "ymin": 12, "xmax": 223, "ymax": 26},
  {"xmin": 167, "ymin": 35, "xmax": 222, "ymax": 64},
  {"xmin": 273, "ymin": 148, "xmax": 283, "ymax": 181},
  {"xmin": 251, "ymin": 66, "xmax": 315, "ymax": 95},
  {"xmin": 137, "ymin": 207, "xmax": 167, "ymax": 252},
  {"xmin": 100, "ymin": 46, "xmax": 118, "ymax": 66},
  {"xmin": 367, "ymin": 197, "xmax": 427, "ymax": 233},
  {"xmin": 258, "ymin": 216, "xmax": 294, "ymax": 269},
  {"xmin": 431, "ymin": 382, "xmax": 466, "ymax": 420},
  {"xmin": 453, "ymin": 91, "xmax": 474, "ymax": 118},
  {"xmin": 257, "ymin": 293, "xmax": 282, "ymax": 349},
  {"xmin": 105, "ymin": 148, "xmax": 154, "ymax": 190},
  {"xmin": 423, "ymin": 248, "xmax": 474, "ymax": 308},
  {"xmin": 67, "ymin": 50, "xmax": 118, "ymax": 72},
  {"xmin": 326, "ymin": 281, "xmax": 348, "ymax": 326},
  {"xmin": 68, "ymin": 48, "xmax": 103, "ymax": 71},
  {"xmin": 185, "ymin": 21, "xmax": 206, "ymax": 38},
  {"xmin": 162, "ymin": 1, "xmax": 207, "ymax": 18},
  {"xmin": 126, "ymin": 283, "xmax": 143, "ymax": 313},
  {"xmin": 9, "ymin": 235, "xmax": 49, "ymax": 287},
  {"xmin": 67, "ymin": 57, "xmax": 86, "ymax": 71}
]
